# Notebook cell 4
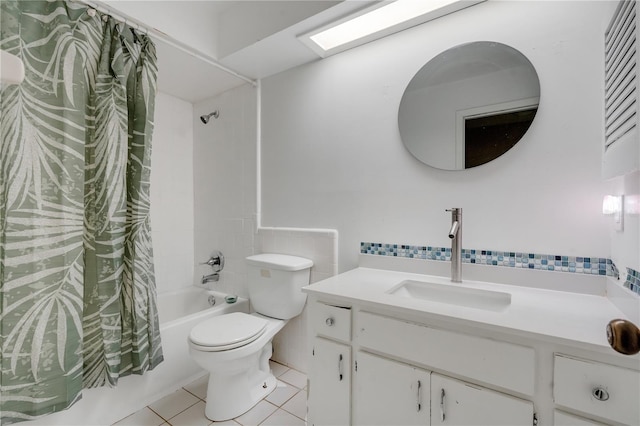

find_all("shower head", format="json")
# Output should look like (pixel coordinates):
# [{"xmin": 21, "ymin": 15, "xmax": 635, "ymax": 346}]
[{"xmin": 200, "ymin": 110, "xmax": 219, "ymax": 124}]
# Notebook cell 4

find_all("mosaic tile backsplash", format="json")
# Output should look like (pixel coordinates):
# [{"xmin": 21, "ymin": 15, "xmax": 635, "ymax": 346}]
[
  {"xmin": 361, "ymin": 241, "xmax": 617, "ymax": 275},
  {"xmin": 361, "ymin": 242, "xmax": 640, "ymax": 296},
  {"xmin": 624, "ymin": 268, "xmax": 640, "ymax": 295}
]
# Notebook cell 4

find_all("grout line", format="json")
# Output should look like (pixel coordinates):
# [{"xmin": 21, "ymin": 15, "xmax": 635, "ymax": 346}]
[
  {"xmin": 146, "ymin": 406, "xmax": 171, "ymax": 424},
  {"xmin": 279, "ymin": 390, "xmax": 307, "ymax": 422},
  {"xmin": 149, "ymin": 398, "xmax": 201, "ymax": 424},
  {"xmin": 182, "ymin": 386, "xmax": 206, "ymax": 401}
]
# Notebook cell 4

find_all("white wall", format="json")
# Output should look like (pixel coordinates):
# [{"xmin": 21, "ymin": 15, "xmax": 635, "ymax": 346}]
[
  {"xmin": 607, "ymin": 171, "xmax": 640, "ymax": 276},
  {"xmin": 150, "ymin": 92, "xmax": 194, "ymax": 294},
  {"xmin": 260, "ymin": 0, "xmax": 616, "ymax": 273}
]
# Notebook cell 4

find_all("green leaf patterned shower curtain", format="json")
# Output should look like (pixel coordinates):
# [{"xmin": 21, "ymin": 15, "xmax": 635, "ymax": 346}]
[{"xmin": 0, "ymin": 1, "xmax": 163, "ymax": 423}]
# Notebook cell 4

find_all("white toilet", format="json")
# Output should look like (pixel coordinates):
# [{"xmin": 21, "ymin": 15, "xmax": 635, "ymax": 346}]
[{"xmin": 188, "ymin": 253, "xmax": 313, "ymax": 421}]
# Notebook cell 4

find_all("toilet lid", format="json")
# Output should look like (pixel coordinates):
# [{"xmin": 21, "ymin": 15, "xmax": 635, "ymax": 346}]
[{"xmin": 189, "ymin": 312, "xmax": 267, "ymax": 350}]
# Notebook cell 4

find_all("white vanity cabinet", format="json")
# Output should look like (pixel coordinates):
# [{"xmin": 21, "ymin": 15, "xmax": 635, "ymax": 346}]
[
  {"xmin": 353, "ymin": 351, "xmax": 430, "ymax": 425},
  {"xmin": 352, "ymin": 350, "xmax": 533, "ymax": 426},
  {"xmin": 553, "ymin": 355, "xmax": 640, "ymax": 425},
  {"xmin": 431, "ymin": 373, "xmax": 533, "ymax": 426},
  {"xmin": 308, "ymin": 303, "xmax": 352, "ymax": 426},
  {"xmin": 307, "ymin": 300, "xmax": 536, "ymax": 426},
  {"xmin": 304, "ymin": 268, "xmax": 639, "ymax": 426},
  {"xmin": 308, "ymin": 337, "xmax": 351, "ymax": 426},
  {"xmin": 554, "ymin": 410, "xmax": 607, "ymax": 425}
]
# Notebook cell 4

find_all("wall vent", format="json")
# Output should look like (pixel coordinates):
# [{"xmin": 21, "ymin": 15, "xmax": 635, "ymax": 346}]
[{"xmin": 605, "ymin": 0, "xmax": 637, "ymax": 148}]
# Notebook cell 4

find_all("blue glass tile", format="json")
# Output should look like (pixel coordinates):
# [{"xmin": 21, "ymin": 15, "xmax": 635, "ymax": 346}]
[{"xmin": 359, "ymin": 242, "xmax": 631, "ymax": 291}]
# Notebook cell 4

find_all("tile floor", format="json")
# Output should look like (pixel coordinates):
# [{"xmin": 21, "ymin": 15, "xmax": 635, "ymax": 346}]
[{"xmin": 113, "ymin": 361, "xmax": 307, "ymax": 426}]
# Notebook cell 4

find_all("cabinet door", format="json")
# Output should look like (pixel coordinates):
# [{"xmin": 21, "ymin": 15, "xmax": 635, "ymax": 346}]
[
  {"xmin": 308, "ymin": 337, "xmax": 351, "ymax": 426},
  {"xmin": 431, "ymin": 373, "xmax": 533, "ymax": 426},
  {"xmin": 353, "ymin": 351, "xmax": 430, "ymax": 426}
]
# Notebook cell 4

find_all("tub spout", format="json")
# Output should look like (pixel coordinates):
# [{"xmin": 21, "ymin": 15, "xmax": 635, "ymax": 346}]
[{"xmin": 202, "ymin": 273, "xmax": 219, "ymax": 284}]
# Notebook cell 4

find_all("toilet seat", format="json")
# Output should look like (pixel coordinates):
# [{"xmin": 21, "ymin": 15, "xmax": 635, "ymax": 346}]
[{"xmin": 189, "ymin": 312, "xmax": 267, "ymax": 351}]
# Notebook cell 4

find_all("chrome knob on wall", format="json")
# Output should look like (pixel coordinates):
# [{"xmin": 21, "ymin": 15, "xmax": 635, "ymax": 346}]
[
  {"xmin": 606, "ymin": 319, "xmax": 640, "ymax": 355},
  {"xmin": 201, "ymin": 250, "xmax": 225, "ymax": 272}
]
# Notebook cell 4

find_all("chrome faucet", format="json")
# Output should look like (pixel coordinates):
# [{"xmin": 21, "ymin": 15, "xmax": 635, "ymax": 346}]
[
  {"xmin": 446, "ymin": 208, "xmax": 462, "ymax": 283},
  {"xmin": 202, "ymin": 273, "xmax": 219, "ymax": 284},
  {"xmin": 200, "ymin": 250, "xmax": 225, "ymax": 285}
]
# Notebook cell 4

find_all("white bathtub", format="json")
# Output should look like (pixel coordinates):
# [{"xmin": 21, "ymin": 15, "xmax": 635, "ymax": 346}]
[{"xmin": 26, "ymin": 288, "xmax": 249, "ymax": 426}]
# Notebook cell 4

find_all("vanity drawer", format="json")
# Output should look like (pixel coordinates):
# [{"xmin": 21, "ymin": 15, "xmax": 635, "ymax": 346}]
[
  {"xmin": 554, "ymin": 410, "xmax": 606, "ymax": 425},
  {"xmin": 311, "ymin": 302, "xmax": 351, "ymax": 342},
  {"xmin": 554, "ymin": 354, "xmax": 640, "ymax": 425},
  {"xmin": 356, "ymin": 311, "xmax": 535, "ymax": 395}
]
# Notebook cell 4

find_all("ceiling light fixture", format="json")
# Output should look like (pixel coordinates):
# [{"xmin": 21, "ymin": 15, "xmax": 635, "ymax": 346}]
[{"xmin": 300, "ymin": 0, "xmax": 485, "ymax": 57}]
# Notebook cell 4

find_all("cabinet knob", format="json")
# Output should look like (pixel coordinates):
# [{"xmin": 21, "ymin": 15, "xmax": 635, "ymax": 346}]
[
  {"xmin": 326, "ymin": 317, "xmax": 335, "ymax": 326},
  {"xmin": 592, "ymin": 387, "xmax": 609, "ymax": 401}
]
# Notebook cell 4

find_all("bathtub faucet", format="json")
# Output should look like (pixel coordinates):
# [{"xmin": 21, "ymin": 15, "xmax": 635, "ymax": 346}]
[{"xmin": 202, "ymin": 273, "xmax": 220, "ymax": 284}]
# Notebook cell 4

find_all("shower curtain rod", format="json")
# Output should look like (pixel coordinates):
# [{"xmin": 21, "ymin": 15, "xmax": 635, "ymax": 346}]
[{"xmin": 75, "ymin": 0, "xmax": 257, "ymax": 87}]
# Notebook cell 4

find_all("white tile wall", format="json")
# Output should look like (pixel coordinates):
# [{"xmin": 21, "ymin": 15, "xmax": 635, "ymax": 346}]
[
  {"xmin": 151, "ymin": 92, "xmax": 195, "ymax": 294},
  {"xmin": 256, "ymin": 227, "xmax": 338, "ymax": 372},
  {"xmin": 192, "ymin": 84, "xmax": 340, "ymax": 374},
  {"xmin": 193, "ymin": 84, "xmax": 258, "ymax": 298}
]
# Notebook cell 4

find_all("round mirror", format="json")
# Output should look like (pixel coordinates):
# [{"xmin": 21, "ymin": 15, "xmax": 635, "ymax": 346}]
[{"xmin": 398, "ymin": 41, "xmax": 540, "ymax": 170}]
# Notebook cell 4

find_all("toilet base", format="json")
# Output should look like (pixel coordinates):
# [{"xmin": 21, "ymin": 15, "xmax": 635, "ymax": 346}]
[
  {"xmin": 202, "ymin": 339, "xmax": 279, "ymax": 421},
  {"xmin": 188, "ymin": 313, "xmax": 287, "ymax": 421},
  {"xmin": 205, "ymin": 367, "xmax": 276, "ymax": 421}
]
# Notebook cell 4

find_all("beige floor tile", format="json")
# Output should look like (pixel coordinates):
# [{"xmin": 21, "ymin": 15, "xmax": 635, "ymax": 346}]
[
  {"xmin": 112, "ymin": 407, "xmax": 166, "ymax": 426},
  {"xmin": 148, "ymin": 388, "xmax": 200, "ymax": 420},
  {"xmin": 269, "ymin": 360, "xmax": 290, "ymax": 378},
  {"xmin": 260, "ymin": 409, "xmax": 305, "ymax": 426},
  {"xmin": 233, "ymin": 401, "xmax": 277, "ymax": 426},
  {"xmin": 265, "ymin": 380, "xmax": 299, "ymax": 407},
  {"xmin": 184, "ymin": 374, "xmax": 209, "ymax": 400},
  {"xmin": 166, "ymin": 401, "xmax": 212, "ymax": 426},
  {"xmin": 210, "ymin": 421, "xmax": 240, "ymax": 425},
  {"xmin": 278, "ymin": 369, "xmax": 307, "ymax": 389},
  {"xmin": 281, "ymin": 390, "xmax": 307, "ymax": 421}
]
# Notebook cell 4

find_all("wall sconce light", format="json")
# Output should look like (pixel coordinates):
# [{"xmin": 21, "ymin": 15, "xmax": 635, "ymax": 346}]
[{"xmin": 602, "ymin": 195, "xmax": 624, "ymax": 231}]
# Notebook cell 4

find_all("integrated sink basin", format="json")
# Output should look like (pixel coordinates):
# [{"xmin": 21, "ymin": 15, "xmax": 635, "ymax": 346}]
[{"xmin": 386, "ymin": 279, "xmax": 511, "ymax": 311}]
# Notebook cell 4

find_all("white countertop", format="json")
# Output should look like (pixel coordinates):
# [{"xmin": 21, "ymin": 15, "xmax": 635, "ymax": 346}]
[{"xmin": 302, "ymin": 267, "xmax": 634, "ymax": 354}]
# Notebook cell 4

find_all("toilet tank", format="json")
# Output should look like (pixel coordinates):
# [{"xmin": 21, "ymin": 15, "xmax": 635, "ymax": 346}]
[{"xmin": 245, "ymin": 253, "xmax": 313, "ymax": 319}]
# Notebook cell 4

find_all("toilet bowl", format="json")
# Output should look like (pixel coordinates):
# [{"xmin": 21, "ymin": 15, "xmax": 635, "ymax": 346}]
[
  {"xmin": 188, "ymin": 253, "xmax": 313, "ymax": 421},
  {"xmin": 189, "ymin": 313, "xmax": 286, "ymax": 421}
]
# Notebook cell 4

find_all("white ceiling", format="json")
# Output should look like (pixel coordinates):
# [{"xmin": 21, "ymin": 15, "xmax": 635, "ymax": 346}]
[
  {"xmin": 101, "ymin": 1, "xmax": 485, "ymax": 103},
  {"xmin": 102, "ymin": 0, "xmax": 373, "ymax": 103}
]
